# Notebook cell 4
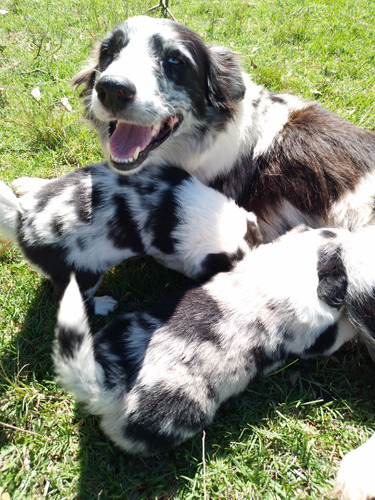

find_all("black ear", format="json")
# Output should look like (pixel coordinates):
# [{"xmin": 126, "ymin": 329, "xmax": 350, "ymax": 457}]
[
  {"xmin": 206, "ymin": 47, "xmax": 246, "ymax": 114},
  {"xmin": 317, "ymin": 243, "xmax": 348, "ymax": 309}
]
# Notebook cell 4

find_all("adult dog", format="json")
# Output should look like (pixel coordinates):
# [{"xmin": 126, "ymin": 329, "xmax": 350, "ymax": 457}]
[{"xmin": 73, "ymin": 15, "xmax": 375, "ymax": 244}]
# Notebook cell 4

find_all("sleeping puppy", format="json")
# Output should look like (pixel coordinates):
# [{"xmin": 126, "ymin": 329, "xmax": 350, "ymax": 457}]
[
  {"xmin": 53, "ymin": 224, "xmax": 375, "ymax": 455},
  {"xmin": 0, "ymin": 162, "xmax": 259, "ymax": 314}
]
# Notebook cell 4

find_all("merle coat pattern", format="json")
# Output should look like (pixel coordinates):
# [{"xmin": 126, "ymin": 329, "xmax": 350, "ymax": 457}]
[
  {"xmin": 53, "ymin": 224, "xmax": 375, "ymax": 458},
  {"xmin": 0, "ymin": 163, "xmax": 259, "ymax": 314}
]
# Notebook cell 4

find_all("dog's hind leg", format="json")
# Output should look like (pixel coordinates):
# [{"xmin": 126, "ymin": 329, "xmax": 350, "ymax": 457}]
[
  {"xmin": 76, "ymin": 270, "xmax": 117, "ymax": 316},
  {"xmin": 91, "ymin": 295, "xmax": 118, "ymax": 315}
]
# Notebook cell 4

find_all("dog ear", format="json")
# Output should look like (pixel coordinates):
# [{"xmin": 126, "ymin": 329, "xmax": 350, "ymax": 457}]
[
  {"xmin": 206, "ymin": 47, "xmax": 246, "ymax": 113},
  {"xmin": 71, "ymin": 43, "xmax": 100, "ymax": 97}
]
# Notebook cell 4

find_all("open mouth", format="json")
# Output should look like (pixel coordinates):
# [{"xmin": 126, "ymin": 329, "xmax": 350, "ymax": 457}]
[{"xmin": 108, "ymin": 115, "xmax": 181, "ymax": 172}]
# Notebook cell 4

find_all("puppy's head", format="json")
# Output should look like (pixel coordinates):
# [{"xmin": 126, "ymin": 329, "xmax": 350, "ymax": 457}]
[{"xmin": 72, "ymin": 16, "xmax": 245, "ymax": 174}]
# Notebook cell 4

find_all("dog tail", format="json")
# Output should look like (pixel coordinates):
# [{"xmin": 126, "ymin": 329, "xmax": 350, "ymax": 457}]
[
  {"xmin": 342, "ymin": 226, "xmax": 375, "ymax": 361},
  {"xmin": 0, "ymin": 180, "xmax": 22, "ymax": 242},
  {"xmin": 53, "ymin": 274, "xmax": 105, "ymax": 411}
]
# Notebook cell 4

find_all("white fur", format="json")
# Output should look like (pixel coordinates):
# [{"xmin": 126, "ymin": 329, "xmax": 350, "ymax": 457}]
[
  {"xmin": 333, "ymin": 432, "xmax": 375, "ymax": 500},
  {"xmin": 329, "ymin": 170, "xmax": 375, "ymax": 231},
  {"xmin": 0, "ymin": 180, "xmax": 22, "ymax": 241}
]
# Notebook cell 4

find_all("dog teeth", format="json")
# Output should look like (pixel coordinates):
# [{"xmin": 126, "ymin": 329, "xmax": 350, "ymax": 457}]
[
  {"xmin": 151, "ymin": 122, "xmax": 161, "ymax": 138},
  {"xmin": 132, "ymin": 147, "xmax": 140, "ymax": 160},
  {"xmin": 111, "ymin": 149, "xmax": 141, "ymax": 164}
]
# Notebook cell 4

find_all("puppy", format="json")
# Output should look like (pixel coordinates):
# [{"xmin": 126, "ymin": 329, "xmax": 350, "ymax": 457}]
[
  {"xmin": 0, "ymin": 163, "xmax": 259, "ymax": 314},
  {"xmin": 53, "ymin": 224, "xmax": 375, "ymax": 455}
]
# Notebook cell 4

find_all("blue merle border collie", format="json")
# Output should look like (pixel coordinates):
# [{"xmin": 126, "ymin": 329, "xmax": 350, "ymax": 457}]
[
  {"xmin": 53, "ymin": 224, "xmax": 375, "ymax": 468},
  {"xmin": 0, "ymin": 163, "xmax": 259, "ymax": 314},
  {"xmin": 73, "ymin": 16, "xmax": 375, "ymax": 244}
]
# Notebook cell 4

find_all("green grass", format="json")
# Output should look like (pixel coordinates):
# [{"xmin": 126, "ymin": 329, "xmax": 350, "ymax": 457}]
[{"xmin": 1, "ymin": 0, "xmax": 375, "ymax": 498}]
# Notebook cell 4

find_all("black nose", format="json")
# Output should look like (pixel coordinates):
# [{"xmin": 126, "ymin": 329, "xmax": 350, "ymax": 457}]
[{"xmin": 95, "ymin": 75, "xmax": 136, "ymax": 112}]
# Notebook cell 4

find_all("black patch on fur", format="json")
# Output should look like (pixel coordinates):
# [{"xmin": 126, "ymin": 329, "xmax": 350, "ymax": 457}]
[
  {"xmin": 94, "ymin": 316, "xmax": 140, "ymax": 389},
  {"xmin": 124, "ymin": 384, "xmax": 207, "ymax": 454},
  {"xmin": 107, "ymin": 194, "xmax": 145, "ymax": 252},
  {"xmin": 205, "ymin": 381, "xmax": 216, "ymax": 400},
  {"xmin": 251, "ymin": 344, "xmax": 286, "ymax": 375},
  {"xmin": 33, "ymin": 168, "xmax": 91, "ymax": 212},
  {"xmin": 18, "ymin": 238, "xmax": 68, "ymax": 286},
  {"xmin": 317, "ymin": 243, "xmax": 347, "ymax": 308},
  {"xmin": 269, "ymin": 93, "xmax": 286, "ymax": 105},
  {"xmin": 56, "ymin": 325, "xmax": 84, "ymax": 358},
  {"xmin": 133, "ymin": 180, "xmax": 157, "ymax": 197},
  {"xmin": 150, "ymin": 287, "xmax": 222, "ymax": 347},
  {"xmin": 18, "ymin": 217, "xmax": 103, "ymax": 298},
  {"xmin": 135, "ymin": 313, "xmax": 157, "ymax": 332},
  {"xmin": 98, "ymin": 24, "xmax": 129, "ymax": 72},
  {"xmin": 147, "ymin": 190, "xmax": 178, "ymax": 254},
  {"xmin": 156, "ymin": 165, "xmax": 191, "ymax": 186},
  {"xmin": 91, "ymin": 183, "xmax": 103, "ymax": 209},
  {"xmin": 199, "ymin": 249, "xmax": 245, "ymax": 281},
  {"xmin": 75, "ymin": 270, "xmax": 103, "ymax": 297},
  {"xmin": 252, "ymin": 97, "xmax": 261, "ymax": 108},
  {"xmin": 124, "ymin": 420, "xmax": 176, "ymax": 455},
  {"xmin": 304, "ymin": 323, "xmax": 338, "ymax": 356},
  {"xmin": 244, "ymin": 299, "xmax": 297, "ymax": 375},
  {"xmin": 116, "ymin": 175, "xmax": 132, "ymax": 188},
  {"xmin": 51, "ymin": 217, "xmax": 65, "ymax": 237},
  {"xmin": 346, "ymin": 287, "xmax": 375, "ymax": 338},
  {"xmin": 72, "ymin": 183, "xmax": 92, "ymax": 223},
  {"xmin": 152, "ymin": 21, "xmax": 245, "ymax": 119},
  {"xmin": 320, "ymin": 229, "xmax": 338, "ymax": 239},
  {"xmin": 147, "ymin": 29, "xmax": 208, "ymax": 119}
]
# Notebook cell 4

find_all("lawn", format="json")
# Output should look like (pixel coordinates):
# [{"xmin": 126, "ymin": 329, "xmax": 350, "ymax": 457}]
[{"xmin": 1, "ymin": 0, "xmax": 375, "ymax": 498}]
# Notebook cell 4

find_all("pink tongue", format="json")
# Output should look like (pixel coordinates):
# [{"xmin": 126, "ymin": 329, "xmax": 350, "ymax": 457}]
[{"xmin": 109, "ymin": 122, "xmax": 153, "ymax": 159}]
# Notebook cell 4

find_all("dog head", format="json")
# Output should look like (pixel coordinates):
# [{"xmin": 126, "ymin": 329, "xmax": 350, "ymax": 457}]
[{"xmin": 72, "ymin": 16, "xmax": 245, "ymax": 174}]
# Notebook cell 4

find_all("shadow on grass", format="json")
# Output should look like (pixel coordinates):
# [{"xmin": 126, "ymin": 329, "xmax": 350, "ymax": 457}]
[{"xmin": 1, "ymin": 257, "xmax": 375, "ymax": 498}]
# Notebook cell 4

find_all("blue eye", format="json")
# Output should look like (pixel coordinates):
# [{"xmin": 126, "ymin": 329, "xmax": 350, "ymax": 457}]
[{"xmin": 167, "ymin": 56, "xmax": 183, "ymax": 65}]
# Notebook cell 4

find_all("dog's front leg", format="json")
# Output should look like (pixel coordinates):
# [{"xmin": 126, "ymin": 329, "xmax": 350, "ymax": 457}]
[{"xmin": 11, "ymin": 176, "xmax": 52, "ymax": 196}]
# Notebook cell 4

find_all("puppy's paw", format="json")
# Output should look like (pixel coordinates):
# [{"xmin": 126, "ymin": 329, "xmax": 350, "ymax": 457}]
[
  {"xmin": 93, "ymin": 295, "xmax": 118, "ymax": 315},
  {"xmin": 11, "ymin": 177, "xmax": 50, "ymax": 196},
  {"xmin": 333, "ymin": 433, "xmax": 375, "ymax": 500}
]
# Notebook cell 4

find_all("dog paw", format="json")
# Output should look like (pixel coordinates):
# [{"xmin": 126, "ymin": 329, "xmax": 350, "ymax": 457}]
[
  {"xmin": 93, "ymin": 295, "xmax": 118, "ymax": 315},
  {"xmin": 333, "ymin": 433, "xmax": 375, "ymax": 500},
  {"xmin": 11, "ymin": 177, "xmax": 50, "ymax": 196}
]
